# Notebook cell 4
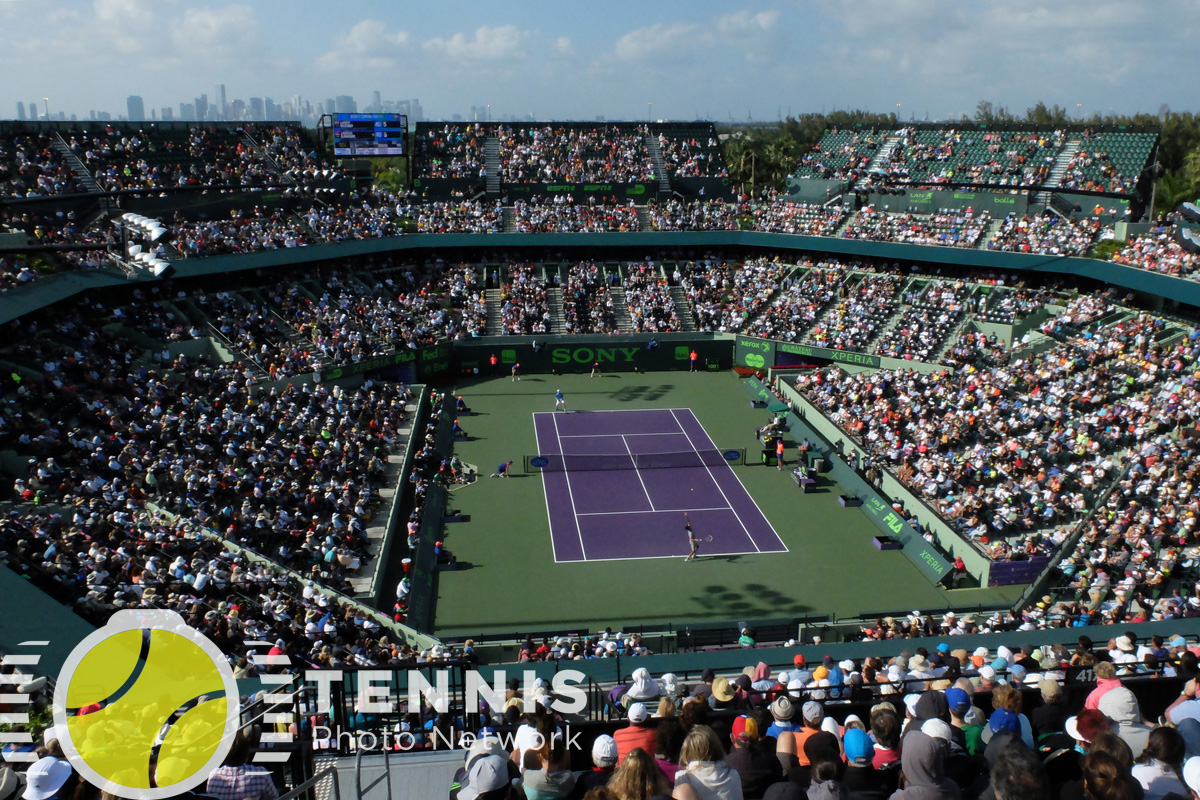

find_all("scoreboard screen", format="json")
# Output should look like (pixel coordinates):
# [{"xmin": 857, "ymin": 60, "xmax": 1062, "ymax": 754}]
[{"xmin": 332, "ymin": 113, "xmax": 407, "ymax": 157}]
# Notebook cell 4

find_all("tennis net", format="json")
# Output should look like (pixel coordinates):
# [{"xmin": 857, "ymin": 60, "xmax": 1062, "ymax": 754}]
[{"xmin": 524, "ymin": 448, "xmax": 745, "ymax": 473}]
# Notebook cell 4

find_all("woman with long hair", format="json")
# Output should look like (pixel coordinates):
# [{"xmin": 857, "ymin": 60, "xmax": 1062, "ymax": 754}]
[
  {"xmin": 672, "ymin": 725, "xmax": 742, "ymax": 800},
  {"xmin": 607, "ymin": 748, "xmax": 671, "ymax": 800},
  {"xmin": 1082, "ymin": 751, "xmax": 1137, "ymax": 800},
  {"xmin": 1131, "ymin": 726, "xmax": 1187, "ymax": 800}
]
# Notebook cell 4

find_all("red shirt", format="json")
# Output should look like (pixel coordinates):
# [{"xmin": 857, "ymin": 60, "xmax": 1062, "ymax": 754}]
[{"xmin": 614, "ymin": 724, "xmax": 657, "ymax": 762}]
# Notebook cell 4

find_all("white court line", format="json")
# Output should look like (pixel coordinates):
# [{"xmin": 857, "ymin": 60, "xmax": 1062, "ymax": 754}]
[
  {"xmin": 669, "ymin": 409, "xmax": 762, "ymax": 553},
  {"xmin": 532, "ymin": 412, "xmax": 558, "ymax": 563},
  {"xmin": 673, "ymin": 408, "xmax": 788, "ymax": 553},
  {"xmin": 576, "ymin": 507, "xmax": 732, "ymax": 516},
  {"xmin": 557, "ymin": 432, "xmax": 690, "ymax": 438},
  {"xmin": 550, "ymin": 412, "xmax": 588, "ymax": 560},
  {"xmin": 622, "ymin": 435, "xmax": 657, "ymax": 512}
]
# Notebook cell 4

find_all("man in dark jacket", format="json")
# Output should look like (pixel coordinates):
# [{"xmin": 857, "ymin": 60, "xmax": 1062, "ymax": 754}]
[{"xmin": 727, "ymin": 715, "xmax": 783, "ymax": 798}]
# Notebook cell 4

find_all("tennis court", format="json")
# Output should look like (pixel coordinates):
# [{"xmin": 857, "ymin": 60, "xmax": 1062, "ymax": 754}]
[{"xmin": 532, "ymin": 409, "xmax": 787, "ymax": 562}]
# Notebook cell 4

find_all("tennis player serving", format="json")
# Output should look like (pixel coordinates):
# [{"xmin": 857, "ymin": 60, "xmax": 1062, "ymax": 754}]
[{"xmin": 684, "ymin": 513, "xmax": 700, "ymax": 562}]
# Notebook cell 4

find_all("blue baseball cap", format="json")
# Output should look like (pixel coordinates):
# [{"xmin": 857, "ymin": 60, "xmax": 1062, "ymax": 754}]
[
  {"xmin": 843, "ymin": 728, "xmax": 873, "ymax": 767},
  {"xmin": 936, "ymin": 643, "xmax": 950, "ymax": 653},
  {"xmin": 988, "ymin": 708, "xmax": 1021, "ymax": 734},
  {"xmin": 944, "ymin": 687, "xmax": 970, "ymax": 715}
]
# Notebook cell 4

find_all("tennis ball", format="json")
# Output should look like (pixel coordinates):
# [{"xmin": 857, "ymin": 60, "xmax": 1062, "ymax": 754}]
[{"xmin": 56, "ymin": 611, "xmax": 239, "ymax": 799}]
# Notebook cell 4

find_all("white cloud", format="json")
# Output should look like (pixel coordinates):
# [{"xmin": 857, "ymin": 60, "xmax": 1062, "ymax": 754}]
[
  {"xmin": 316, "ymin": 19, "xmax": 410, "ymax": 72},
  {"xmin": 552, "ymin": 36, "xmax": 572, "ymax": 58},
  {"xmin": 611, "ymin": 10, "xmax": 784, "ymax": 67},
  {"xmin": 169, "ymin": 5, "xmax": 261, "ymax": 64},
  {"xmin": 423, "ymin": 25, "xmax": 528, "ymax": 62}
]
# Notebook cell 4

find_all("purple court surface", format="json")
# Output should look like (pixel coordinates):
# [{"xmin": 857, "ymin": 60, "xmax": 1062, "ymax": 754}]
[{"xmin": 532, "ymin": 408, "xmax": 787, "ymax": 562}]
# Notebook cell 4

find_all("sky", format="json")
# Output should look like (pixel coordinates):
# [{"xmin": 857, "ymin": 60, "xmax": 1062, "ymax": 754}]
[{"xmin": 1, "ymin": 0, "xmax": 1198, "ymax": 123}]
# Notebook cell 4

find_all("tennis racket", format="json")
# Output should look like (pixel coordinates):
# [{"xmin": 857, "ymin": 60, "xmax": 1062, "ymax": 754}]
[{"xmin": 703, "ymin": 534, "xmax": 714, "ymax": 542}]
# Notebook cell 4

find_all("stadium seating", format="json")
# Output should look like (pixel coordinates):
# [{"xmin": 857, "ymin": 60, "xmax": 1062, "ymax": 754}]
[{"xmin": 790, "ymin": 128, "xmax": 885, "ymax": 182}]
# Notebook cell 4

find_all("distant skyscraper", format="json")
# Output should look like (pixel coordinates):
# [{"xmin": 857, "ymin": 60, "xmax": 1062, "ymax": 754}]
[
  {"xmin": 372, "ymin": 91, "xmax": 382, "ymax": 112},
  {"xmin": 218, "ymin": 84, "xmax": 227, "ymax": 119},
  {"xmin": 180, "ymin": 102, "xmax": 196, "ymax": 120},
  {"xmin": 249, "ymin": 97, "xmax": 264, "ymax": 120},
  {"xmin": 324, "ymin": 98, "xmax": 336, "ymax": 116},
  {"xmin": 161, "ymin": 107, "xmax": 173, "ymax": 121},
  {"xmin": 15, "ymin": 102, "xmax": 25, "ymax": 121},
  {"xmin": 195, "ymin": 94, "xmax": 208, "ymax": 121},
  {"xmin": 335, "ymin": 95, "xmax": 356, "ymax": 114},
  {"xmin": 126, "ymin": 95, "xmax": 145, "ymax": 121},
  {"xmin": 30, "ymin": 100, "xmax": 40, "ymax": 120},
  {"xmin": 1159, "ymin": 104, "xmax": 1170, "ymax": 122}
]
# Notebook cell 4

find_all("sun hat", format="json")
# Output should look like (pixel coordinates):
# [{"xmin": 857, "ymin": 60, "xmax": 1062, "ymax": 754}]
[
  {"xmin": 770, "ymin": 695, "xmax": 795, "ymax": 720},
  {"xmin": 711, "ymin": 677, "xmax": 735, "ymax": 702}
]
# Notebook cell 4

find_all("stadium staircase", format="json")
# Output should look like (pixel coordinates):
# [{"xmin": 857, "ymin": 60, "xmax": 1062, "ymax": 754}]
[
  {"xmin": 347, "ymin": 395, "xmax": 419, "ymax": 597},
  {"xmin": 1038, "ymin": 139, "xmax": 1082, "ymax": 207},
  {"xmin": 635, "ymin": 205, "xmax": 651, "ymax": 230},
  {"xmin": 610, "ymin": 286, "xmax": 634, "ymax": 332},
  {"xmin": 975, "ymin": 216, "xmax": 1006, "ymax": 250},
  {"xmin": 668, "ymin": 285, "xmax": 697, "ymax": 331},
  {"xmin": 855, "ymin": 133, "xmax": 903, "ymax": 189},
  {"xmin": 484, "ymin": 137, "xmax": 501, "ymax": 197},
  {"xmin": 49, "ymin": 132, "xmax": 115, "ymax": 216},
  {"xmin": 646, "ymin": 137, "xmax": 672, "ymax": 195},
  {"xmin": 547, "ymin": 286, "xmax": 566, "ymax": 333},
  {"xmin": 240, "ymin": 130, "xmax": 295, "ymax": 187},
  {"xmin": 501, "ymin": 206, "xmax": 516, "ymax": 233},
  {"xmin": 831, "ymin": 209, "xmax": 858, "ymax": 238},
  {"xmin": 291, "ymin": 210, "xmax": 325, "ymax": 243},
  {"xmin": 485, "ymin": 288, "xmax": 503, "ymax": 335}
]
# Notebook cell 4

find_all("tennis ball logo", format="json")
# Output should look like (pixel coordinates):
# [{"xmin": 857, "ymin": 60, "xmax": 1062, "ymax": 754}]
[
  {"xmin": 54, "ymin": 611, "xmax": 240, "ymax": 800},
  {"xmin": 744, "ymin": 353, "xmax": 765, "ymax": 369}
]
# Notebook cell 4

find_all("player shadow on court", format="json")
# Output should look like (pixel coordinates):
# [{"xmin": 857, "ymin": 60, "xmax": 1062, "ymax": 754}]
[
  {"xmin": 609, "ymin": 385, "xmax": 674, "ymax": 402},
  {"xmin": 689, "ymin": 582, "xmax": 812, "ymax": 618}
]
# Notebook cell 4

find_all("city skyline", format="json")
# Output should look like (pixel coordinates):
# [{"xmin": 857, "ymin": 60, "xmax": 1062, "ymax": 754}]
[{"xmin": 2, "ymin": 0, "xmax": 1199, "ymax": 125}]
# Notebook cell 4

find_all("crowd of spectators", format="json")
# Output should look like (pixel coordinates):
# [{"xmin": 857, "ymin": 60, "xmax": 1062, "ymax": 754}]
[
  {"xmin": 0, "ymin": 132, "xmax": 81, "ymax": 197},
  {"xmin": 649, "ymin": 199, "xmax": 741, "ymax": 231},
  {"xmin": 976, "ymin": 287, "xmax": 1054, "ymax": 325},
  {"xmin": 500, "ymin": 264, "xmax": 553, "ymax": 335},
  {"xmin": 751, "ymin": 200, "xmax": 848, "ymax": 236},
  {"xmin": 792, "ymin": 128, "xmax": 884, "ymax": 181},
  {"xmin": 497, "ymin": 124, "xmax": 656, "ymax": 183},
  {"xmin": 0, "ymin": 299, "xmax": 417, "ymax": 620},
  {"xmin": 624, "ymin": 264, "xmax": 682, "ymax": 333},
  {"xmin": 987, "ymin": 214, "xmax": 1101, "ymax": 256},
  {"xmin": 1111, "ymin": 230, "xmax": 1200, "ymax": 280},
  {"xmin": 656, "ymin": 131, "xmax": 727, "ymax": 177},
  {"xmin": 807, "ymin": 273, "xmax": 900, "ymax": 352},
  {"xmin": 678, "ymin": 257, "xmax": 791, "ymax": 333},
  {"xmin": 415, "ymin": 124, "xmax": 486, "ymax": 179},
  {"xmin": 252, "ymin": 124, "xmax": 334, "ymax": 183},
  {"xmin": 842, "ymin": 208, "xmax": 992, "ymax": 248},
  {"xmin": 514, "ymin": 197, "xmax": 640, "ymax": 233},
  {"xmin": 867, "ymin": 127, "xmax": 1065, "ymax": 190},
  {"xmin": 431, "ymin": 632, "xmax": 1200, "ymax": 800},
  {"xmin": 172, "ymin": 208, "xmax": 315, "ymax": 256},
  {"xmin": 873, "ymin": 280, "xmax": 969, "ymax": 361},
  {"xmin": 743, "ymin": 265, "xmax": 839, "ymax": 342},
  {"xmin": 563, "ymin": 261, "xmax": 619, "ymax": 334},
  {"xmin": 301, "ymin": 198, "xmax": 403, "ymax": 241},
  {"xmin": 398, "ymin": 197, "xmax": 504, "ymax": 234}
]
